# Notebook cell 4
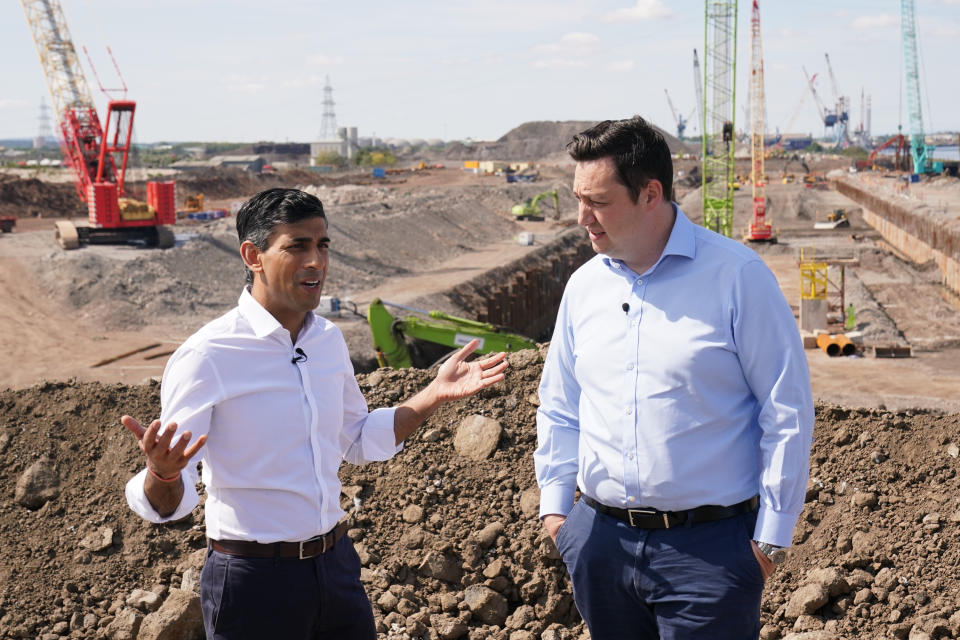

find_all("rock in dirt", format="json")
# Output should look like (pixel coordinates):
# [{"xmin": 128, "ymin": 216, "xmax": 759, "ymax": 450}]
[
  {"xmin": 14, "ymin": 456, "xmax": 60, "ymax": 509},
  {"xmin": 137, "ymin": 589, "xmax": 203, "ymax": 640},
  {"xmin": 453, "ymin": 414, "xmax": 502, "ymax": 460}
]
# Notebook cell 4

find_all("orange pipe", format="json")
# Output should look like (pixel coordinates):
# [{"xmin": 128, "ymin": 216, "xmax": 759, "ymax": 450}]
[
  {"xmin": 816, "ymin": 333, "xmax": 840, "ymax": 357},
  {"xmin": 834, "ymin": 334, "xmax": 856, "ymax": 356}
]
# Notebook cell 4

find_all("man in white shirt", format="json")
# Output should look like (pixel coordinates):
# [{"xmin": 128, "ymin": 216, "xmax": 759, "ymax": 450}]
[{"xmin": 122, "ymin": 187, "xmax": 508, "ymax": 639}]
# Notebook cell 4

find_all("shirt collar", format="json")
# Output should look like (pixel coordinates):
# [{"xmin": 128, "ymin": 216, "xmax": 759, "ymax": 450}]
[
  {"xmin": 237, "ymin": 287, "xmax": 317, "ymax": 340},
  {"xmin": 602, "ymin": 203, "xmax": 697, "ymax": 275}
]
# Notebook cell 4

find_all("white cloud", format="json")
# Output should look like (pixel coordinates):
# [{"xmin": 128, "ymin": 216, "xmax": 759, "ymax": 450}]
[
  {"xmin": 607, "ymin": 59, "xmax": 635, "ymax": 72},
  {"xmin": 532, "ymin": 58, "xmax": 589, "ymax": 69},
  {"xmin": 220, "ymin": 75, "xmax": 268, "ymax": 94},
  {"xmin": 851, "ymin": 14, "xmax": 898, "ymax": 29},
  {"xmin": 603, "ymin": 0, "xmax": 673, "ymax": 22},
  {"xmin": 534, "ymin": 32, "xmax": 599, "ymax": 54},
  {"xmin": 932, "ymin": 22, "xmax": 960, "ymax": 37}
]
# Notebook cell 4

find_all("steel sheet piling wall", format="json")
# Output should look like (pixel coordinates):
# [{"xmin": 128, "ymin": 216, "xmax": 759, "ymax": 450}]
[
  {"xmin": 835, "ymin": 178, "xmax": 960, "ymax": 296},
  {"xmin": 449, "ymin": 228, "xmax": 595, "ymax": 342}
]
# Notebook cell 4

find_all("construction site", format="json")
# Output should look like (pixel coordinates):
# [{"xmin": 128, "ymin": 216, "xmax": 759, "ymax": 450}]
[{"xmin": 2, "ymin": 1, "xmax": 960, "ymax": 639}]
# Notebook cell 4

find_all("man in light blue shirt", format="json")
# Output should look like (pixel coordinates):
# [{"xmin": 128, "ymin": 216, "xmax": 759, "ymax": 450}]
[{"xmin": 535, "ymin": 116, "xmax": 813, "ymax": 639}]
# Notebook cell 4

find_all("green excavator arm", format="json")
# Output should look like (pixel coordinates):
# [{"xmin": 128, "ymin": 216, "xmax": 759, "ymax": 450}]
[
  {"xmin": 367, "ymin": 298, "xmax": 537, "ymax": 369},
  {"xmin": 511, "ymin": 189, "xmax": 559, "ymax": 220}
]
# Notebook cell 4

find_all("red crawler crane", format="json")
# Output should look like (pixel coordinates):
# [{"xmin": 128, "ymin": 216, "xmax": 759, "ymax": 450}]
[{"xmin": 20, "ymin": 0, "xmax": 175, "ymax": 249}]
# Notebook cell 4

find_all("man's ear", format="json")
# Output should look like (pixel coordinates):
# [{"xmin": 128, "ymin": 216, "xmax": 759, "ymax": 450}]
[
  {"xmin": 644, "ymin": 179, "xmax": 663, "ymax": 208},
  {"xmin": 240, "ymin": 240, "xmax": 263, "ymax": 276}
]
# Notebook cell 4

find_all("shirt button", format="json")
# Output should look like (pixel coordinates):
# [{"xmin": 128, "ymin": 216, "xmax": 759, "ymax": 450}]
[
  {"xmin": 636, "ymin": 279, "xmax": 642, "ymax": 285},
  {"xmin": 628, "ymin": 496, "xmax": 635, "ymax": 501},
  {"xmin": 628, "ymin": 453, "xmax": 635, "ymax": 460},
  {"xmin": 626, "ymin": 363, "xmax": 634, "ymax": 370},
  {"xmin": 626, "ymin": 407, "xmax": 633, "ymax": 415}
]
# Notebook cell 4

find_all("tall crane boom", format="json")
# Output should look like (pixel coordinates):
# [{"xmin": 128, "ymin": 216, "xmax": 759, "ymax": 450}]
[
  {"xmin": 664, "ymin": 89, "xmax": 686, "ymax": 139},
  {"xmin": 20, "ymin": 0, "xmax": 176, "ymax": 249},
  {"xmin": 701, "ymin": 0, "xmax": 737, "ymax": 238},
  {"xmin": 745, "ymin": 0, "xmax": 772, "ymax": 242},
  {"xmin": 900, "ymin": 0, "xmax": 939, "ymax": 174}
]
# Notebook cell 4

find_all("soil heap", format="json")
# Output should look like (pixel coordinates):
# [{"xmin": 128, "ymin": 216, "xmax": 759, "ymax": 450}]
[{"xmin": 1, "ymin": 351, "xmax": 959, "ymax": 640}]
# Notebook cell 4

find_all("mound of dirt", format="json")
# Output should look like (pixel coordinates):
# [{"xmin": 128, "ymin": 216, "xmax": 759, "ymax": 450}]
[
  {"xmin": 0, "ymin": 174, "xmax": 84, "ymax": 219},
  {"xmin": 1, "ymin": 352, "xmax": 959, "ymax": 640},
  {"xmin": 442, "ymin": 120, "xmax": 695, "ymax": 163}
]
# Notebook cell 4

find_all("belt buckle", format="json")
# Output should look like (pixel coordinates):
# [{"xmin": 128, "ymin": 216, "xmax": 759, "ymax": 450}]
[
  {"xmin": 627, "ymin": 508, "xmax": 657, "ymax": 528},
  {"xmin": 299, "ymin": 534, "xmax": 326, "ymax": 560}
]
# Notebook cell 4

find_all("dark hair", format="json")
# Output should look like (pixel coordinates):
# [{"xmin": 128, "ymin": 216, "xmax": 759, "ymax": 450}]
[
  {"xmin": 567, "ymin": 116, "xmax": 673, "ymax": 204},
  {"xmin": 236, "ymin": 188, "xmax": 326, "ymax": 284}
]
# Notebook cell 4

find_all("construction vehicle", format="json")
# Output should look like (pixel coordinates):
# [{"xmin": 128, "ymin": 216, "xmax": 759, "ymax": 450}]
[
  {"xmin": 183, "ymin": 193, "xmax": 204, "ymax": 214},
  {"xmin": 0, "ymin": 217, "xmax": 16, "ymax": 233},
  {"xmin": 367, "ymin": 298, "xmax": 537, "ymax": 369},
  {"xmin": 20, "ymin": 0, "xmax": 175, "ymax": 250},
  {"xmin": 868, "ymin": 134, "xmax": 907, "ymax": 171},
  {"xmin": 814, "ymin": 209, "xmax": 849, "ymax": 230},
  {"xmin": 900, "ymin": 0, "xmax": 943, "ymax": 175},
  {"xmin": 505, "ymin": 170, "xmax": 538, "ymax": 183},
  {"xmin": 511, "ymin": 190, "xmax": 559, "ymax": 221}
]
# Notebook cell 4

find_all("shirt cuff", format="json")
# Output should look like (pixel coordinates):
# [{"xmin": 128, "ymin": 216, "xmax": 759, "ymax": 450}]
[
  {"xmin": 753, "ymin": 505, "xmax": 800, "ymax": 548},
  {"xmin": 361, "ymin": 407, "xmax": 403, "ymax": 461},
  {"xmin": 124, "ymin": 469, "xmax": 199, "ymax": 523},
  {"xmin": 538, "ymin": 484, "xmax": 578, "ymax": 520}
]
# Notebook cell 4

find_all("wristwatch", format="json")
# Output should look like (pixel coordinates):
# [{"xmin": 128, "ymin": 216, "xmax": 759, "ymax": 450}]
[{"xmin": 755, "ymin": 541, "xmax": 787, "ymax": 565}]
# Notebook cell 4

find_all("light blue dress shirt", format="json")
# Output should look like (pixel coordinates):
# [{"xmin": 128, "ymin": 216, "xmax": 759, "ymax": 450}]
[{"xmin": 535, "ymin": 207, "xmax": 814, "ymax": 548}]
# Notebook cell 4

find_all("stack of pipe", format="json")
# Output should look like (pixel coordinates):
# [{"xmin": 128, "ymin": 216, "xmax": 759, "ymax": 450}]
[{"xmin": 816, "ymin": 333, "xmax": 857, "ymax": 357}]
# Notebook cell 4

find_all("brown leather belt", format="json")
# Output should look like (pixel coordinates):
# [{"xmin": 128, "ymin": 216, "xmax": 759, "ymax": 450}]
[
  {"xmin": 210, "ymin": 522, "xmax": 350, "ymax": 559},
  {"xmin": 583, "ymin": 495, "xmax": 758, "ymax": 529}
]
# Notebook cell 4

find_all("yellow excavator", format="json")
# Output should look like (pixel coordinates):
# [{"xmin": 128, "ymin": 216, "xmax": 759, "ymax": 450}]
[{"xmin": 511, "ymin": 189, "xmax": 559, "ymax": 221}]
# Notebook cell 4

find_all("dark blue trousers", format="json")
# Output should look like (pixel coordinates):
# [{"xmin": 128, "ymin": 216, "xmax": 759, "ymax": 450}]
[
  {"xmin": 200, "ymin": 536, "xmax": 375, "ymax": 640},
  {"xmin": 556, "ymin": 498, "xmax": 764, "ymax": 640}
]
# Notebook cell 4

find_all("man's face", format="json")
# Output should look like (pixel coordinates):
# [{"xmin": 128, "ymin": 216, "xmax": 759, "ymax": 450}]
[
  {"xmin": 573, "ymin": 157, "xmax": 648, "ymax": 261},
  {"xmin": 245, "ymin": 216, "xmax": 329, "ymax": 329}
]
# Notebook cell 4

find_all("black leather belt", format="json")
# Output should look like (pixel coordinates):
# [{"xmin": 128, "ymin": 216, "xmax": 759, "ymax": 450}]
[
  {"xmin": 583, "ymin": 495, "xmax": 758, "ymax": 529},
  {"xmin": 210, "ymin": 522, "xmax": 349, "ymax": 559}
]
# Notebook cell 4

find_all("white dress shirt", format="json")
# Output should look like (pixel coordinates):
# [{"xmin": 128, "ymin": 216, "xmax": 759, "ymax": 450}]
[
  {"xmin": 535, "ymin": 207, "xmax": 814, "ymax": 548},
  {"xmin": 125, "ymin": 288, "xmax": 399, "ymax": 543}
]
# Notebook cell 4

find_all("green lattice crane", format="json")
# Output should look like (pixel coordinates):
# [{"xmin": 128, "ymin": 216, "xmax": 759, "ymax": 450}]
[
  {"xmin": 900, "ymin": 0, "xmax": 942, "ymax": 175},
  {"xmin": 701, "ymin": 0, "xmax": 738, "ymax": 238}
]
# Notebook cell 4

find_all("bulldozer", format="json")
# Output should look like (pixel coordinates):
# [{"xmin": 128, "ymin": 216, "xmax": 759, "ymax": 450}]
[
  {"xmin": 813, "ymin": 209, "xmax": 850, "ymax": 230},
  {"xmin": 367, "ymin": 298, "xmax": 536, "ymax": 369},
  {"xmin": 182, "ymin": 193, "xmax": 204, "ymax": 214},
  {"xmin": 511, "ymin": 189, "xmax": 559, "ymax": 221}
]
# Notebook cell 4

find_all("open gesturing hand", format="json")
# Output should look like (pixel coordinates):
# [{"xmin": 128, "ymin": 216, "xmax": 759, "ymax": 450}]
[
  {"xmin": 432, "ymin": 339, "xmax": 509, "ymax": 401},
  {"xmin": 121, "ymin": 415, "xmax": 207, "ymax": 481}
]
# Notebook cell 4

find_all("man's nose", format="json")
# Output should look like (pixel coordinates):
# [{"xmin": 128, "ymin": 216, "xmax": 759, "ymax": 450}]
[{"xmin": 578, "ymin": 202, "xmax": 595, "ymax": 226}]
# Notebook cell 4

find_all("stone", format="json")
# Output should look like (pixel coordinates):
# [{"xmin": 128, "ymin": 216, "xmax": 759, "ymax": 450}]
[
  {"xmin": 793, "ymin": 614, "xmax": 825, "ymax": 631},
  {"xmin": 136, "ymin": 589, "xmax": 203, "ymax": 640},
  {"xmin": 483, "ymin": 558, "xmax": 504, "ymax": 579},
  {"xmin": 430, "ymin": 613, "xmax": 468, "ymax": 640},
  {"xmin": 851, "ymin": 492, "xmax": 878, "ymax": 509},
  {"xmin": 463, "ymin": 584, "xmax": 508, "ymax": 626},
  {"xmin": 804, "ymin": 567, "xmax": 850, "ymax": 597},
  {"xmin": 785, "ymin": 583, "xmax": 829, "ymax": 620},
  {"xmin": 125, "ymin": 589, "xmax": 162, "ymax": 613},
  {"xmin": 418, "ymin": 551, "xmax": 462, "ymax": 583},
  {"xmin": 518, "ymin": 487, "xmax": 540, "ymax": 518},
  {"xmin": 781, "ymin": 632, "xmax": 839, "ymax": 640},
  {"xmin": 378, "ymin": 591, "xmax": 399, "ymax": 612},
  {"xmin": 453, "ymin": 415, "xmax": 502, "ymax": 460},
  {"xmin": 422, "ymin": 428, "xmax": 443, "ymax": 443},
  {"xmin": 180, "ymin": 568, "xmax": 201, "ymax": 594},
  {"xmin": 505, "ymin": 604, "xmax": 535, "ymax": 629},
  {"xmin": 79, "ymin": 526, "xmax": 114, "ymax": 552},
  {"xmin": 14, "ymin": 457, "xmax": 60, "ymax": 509},
  {"xmin": 402, "ymin": 504, "xmax": 424, "ymax": 523},
  {"xmin": 474, "ymin": 521, "xmax": 504, "ymax": 548}
]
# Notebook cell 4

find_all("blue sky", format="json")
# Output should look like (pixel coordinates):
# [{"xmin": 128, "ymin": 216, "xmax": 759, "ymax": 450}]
[{"xmin": 2, "ymin": 0, "xmax": 958, "ymax": 143}]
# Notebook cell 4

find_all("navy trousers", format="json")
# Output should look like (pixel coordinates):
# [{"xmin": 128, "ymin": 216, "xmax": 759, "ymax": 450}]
[
  {"xmin": 556, "ymin": 498, "xmax": 765, "ymax": 640},
  {"xmin": 200, "ymin": 536, "xmax": 376, "ymax": 640}
]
